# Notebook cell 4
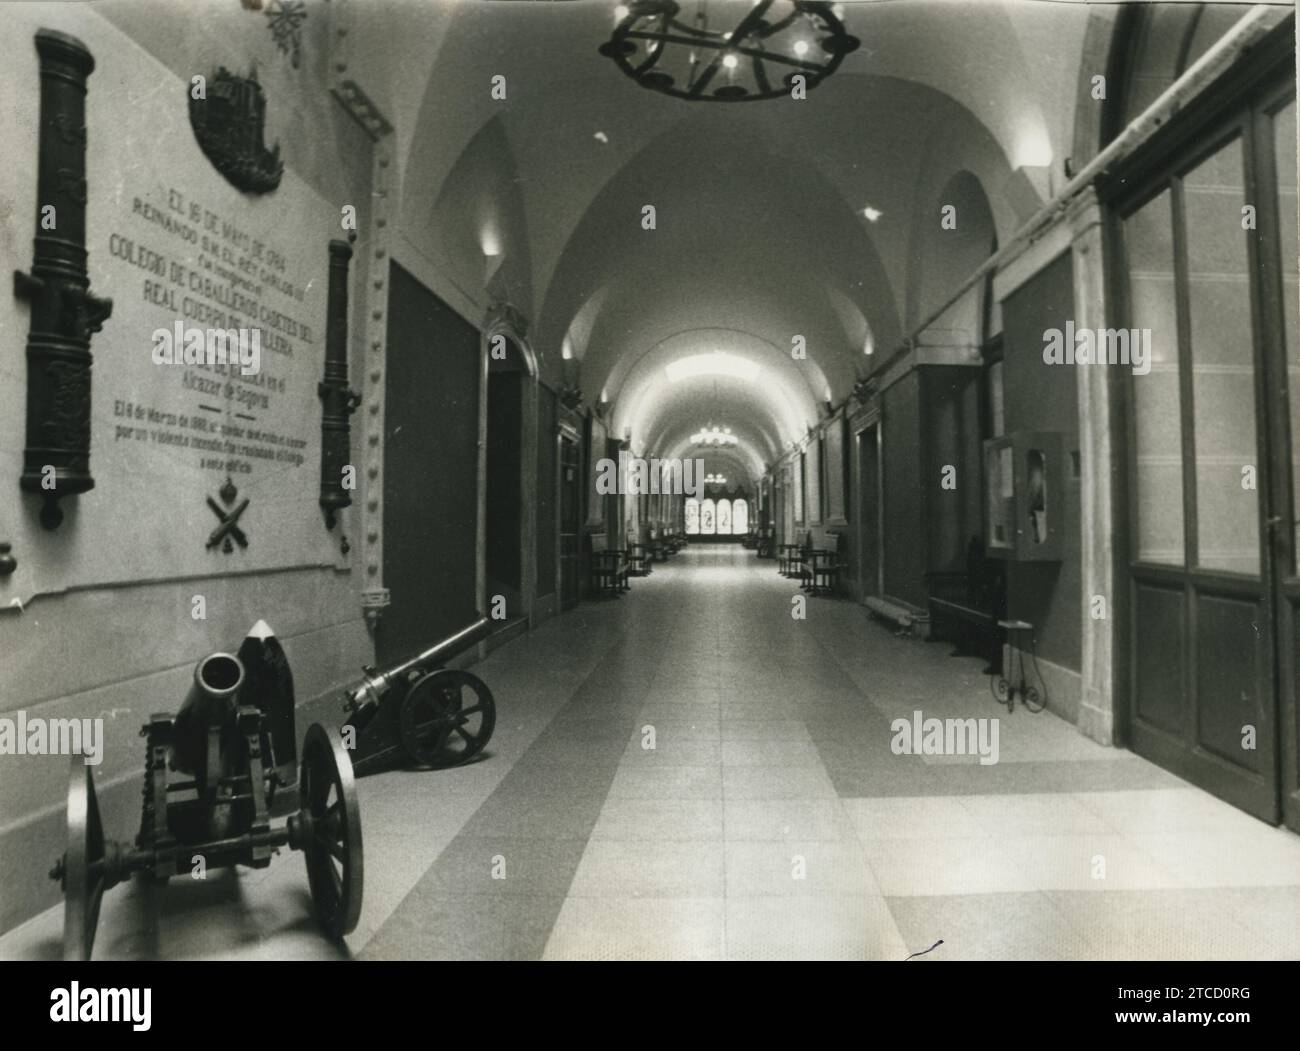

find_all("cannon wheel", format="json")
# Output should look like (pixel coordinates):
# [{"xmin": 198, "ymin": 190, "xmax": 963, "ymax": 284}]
[
  {"xmin": 61, "ymin": 757, "xmax": 107, "ymax": 961},
  {"xmin": 400, "ymin": 669, "xmax": 496, "ymax": 767},
  {"xmin": 300, "ymin": 723, "xmax": 363, "ymax": 939}
]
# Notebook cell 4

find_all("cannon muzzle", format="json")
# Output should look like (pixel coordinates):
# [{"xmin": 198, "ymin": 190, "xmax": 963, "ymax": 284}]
[{"xmin": 172, "ymin": 651, "xmax": 245, "ymax": 775}]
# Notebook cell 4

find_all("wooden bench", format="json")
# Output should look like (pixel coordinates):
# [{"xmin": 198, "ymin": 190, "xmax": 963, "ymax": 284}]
[{"xmin": 926, "ymin": 535, "xmax": 1006, "ymax": 674}]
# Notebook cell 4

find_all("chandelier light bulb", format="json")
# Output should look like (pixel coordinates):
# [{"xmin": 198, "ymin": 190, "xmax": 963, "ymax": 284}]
[{"xmin": 691, "ymin": 424, "xmax": 738, "ymax": 447}]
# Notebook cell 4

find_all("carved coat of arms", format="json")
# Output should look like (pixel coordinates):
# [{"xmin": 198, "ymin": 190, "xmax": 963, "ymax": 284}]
[{"xmin": 188, "ymin": 66, "xmax": 283, "ymax": 194}]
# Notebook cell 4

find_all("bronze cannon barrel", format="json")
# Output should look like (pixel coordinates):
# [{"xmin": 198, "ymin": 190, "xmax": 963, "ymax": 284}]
[
  {"xmin": 317, "ymin": 238, "xmax": 359, "ymax": 528},
  {"xmin": 345, "ymin": 615, "xmax": 492, "ymax": 710},
  {"xmin": 15, "ymin": 29, "xmax": 114, "ymax": 529},
  {"xmin": 171, "ymin": 651, "xmax": 245, "ymax": 775}
]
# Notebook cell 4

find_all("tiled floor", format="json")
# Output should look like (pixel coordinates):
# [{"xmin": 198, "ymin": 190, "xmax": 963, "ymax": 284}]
[{"xmin": 4, "ymin": 546, "xmax": 1299, "ymax": 960}]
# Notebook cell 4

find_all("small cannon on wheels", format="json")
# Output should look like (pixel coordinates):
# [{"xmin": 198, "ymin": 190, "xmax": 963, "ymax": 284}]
[
  {"xmin": 49, "ymin": 621, "xmax": 363, "ymax": 961},
  {"xmin": 342, "ymin": 616, "xmax": 496, "ymax": 775}
]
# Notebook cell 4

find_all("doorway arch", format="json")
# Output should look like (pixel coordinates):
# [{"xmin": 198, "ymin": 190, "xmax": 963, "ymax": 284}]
[{"xmin": 480, "ymin": 309, "xmax": 541, "ymax": 631}]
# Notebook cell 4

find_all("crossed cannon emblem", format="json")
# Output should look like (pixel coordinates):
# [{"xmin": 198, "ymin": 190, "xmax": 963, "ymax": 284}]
[{"xmin": 206, "ymin": 477, "xmax": 249, "ymax": 554}]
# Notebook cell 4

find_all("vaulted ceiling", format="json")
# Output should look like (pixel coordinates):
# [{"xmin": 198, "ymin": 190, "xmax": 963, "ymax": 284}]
[{"xmin": 348, "ymin": 0, "xmax": 1142, "ymax": 481}]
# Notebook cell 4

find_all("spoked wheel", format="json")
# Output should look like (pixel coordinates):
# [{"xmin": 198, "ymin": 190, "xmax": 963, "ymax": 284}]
[
  {"xmin": 399, "ymin": 669, "xmax": 496, "ymax": 767},
  {"xmin": 57, "ymin": 757, "xmax": 108, "ymax": 961},
  {"xmin": 298, "ymin": 723, "xmax": 363, "ymax": 939},
  {"xmin": 990, "ymin": 675, "xmax": 1012, "ymax": 712}
]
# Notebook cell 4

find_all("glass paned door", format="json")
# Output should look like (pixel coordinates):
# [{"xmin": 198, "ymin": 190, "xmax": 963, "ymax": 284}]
[
  {"xmin": 1127, "ymin": 189, "xmax": 1184, "ymax": 565},
  {"xmin": 1122, "ymin": 122, "xmax": 1279, "ymax": 822},
  {"xmin": 1184, "ymin": 137, "xmax": 1260, "ymax": 573}
]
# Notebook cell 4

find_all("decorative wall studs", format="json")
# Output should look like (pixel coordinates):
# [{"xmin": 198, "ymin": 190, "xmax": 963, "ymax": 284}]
[
  {"xmin": 14, "ymin": 30, "xmax": 114, "ymax": 530},
  {"xmin": 332, "ymin": 80, "xmax": 394, "ymax": 140}
]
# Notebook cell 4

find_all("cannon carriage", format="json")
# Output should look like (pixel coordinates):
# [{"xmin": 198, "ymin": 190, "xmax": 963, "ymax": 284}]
[
  {"xmin": 342, "ymin": 615, "xmax": 497, "ymax": 775},
  {"xmin": 50, "ymin": 621, "xmax": 363, "ymax": 961},
  {"xmin": 48, "ymin": 617, "xmax": 498, "ymax": 959}
]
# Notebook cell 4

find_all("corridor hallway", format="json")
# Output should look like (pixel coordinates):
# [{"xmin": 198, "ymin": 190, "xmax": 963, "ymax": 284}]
[{"xmin": 6, "ymin": 547, "xmax": 1298, "ymax": 961}]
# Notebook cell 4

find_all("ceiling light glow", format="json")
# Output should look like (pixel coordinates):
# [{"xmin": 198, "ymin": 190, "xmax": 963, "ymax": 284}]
[{"xmin": 665, "ymin": 353, "xmax": 760, "ymax": 383}]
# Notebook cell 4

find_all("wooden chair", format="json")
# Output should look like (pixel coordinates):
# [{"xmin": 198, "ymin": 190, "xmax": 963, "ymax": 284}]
[
  {"xmin": 777, "ymin": 542, "xmax": 798, "ymax": 576},
  {"xmin": 628, "ymin": 542, "xmax": 652, "ymax": 576},
  {"xmin": 589, "ymin": 535, "xmax": 629, "ymax": 597},
  {"xmin": 790, "ymin": 533, "xmax": 812, "ymax": 585},
  {"xmin": 808, "ymin": 534, "xmax": 847, "ymax": 596}
]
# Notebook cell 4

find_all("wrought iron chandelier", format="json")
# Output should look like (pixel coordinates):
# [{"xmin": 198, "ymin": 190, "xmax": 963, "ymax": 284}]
[
  {"xmin": 704, "ymin": 473, "xmax": 728, "ymax": 485},
  {"xmin": 599, "ymin": 0, "xmax": 859, "ymax": 103}
]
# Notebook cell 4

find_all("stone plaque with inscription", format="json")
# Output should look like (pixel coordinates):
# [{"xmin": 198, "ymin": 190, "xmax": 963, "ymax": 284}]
[{"xmin": 0, "ymin": 8, "xmax": 346, "ymax": 601}]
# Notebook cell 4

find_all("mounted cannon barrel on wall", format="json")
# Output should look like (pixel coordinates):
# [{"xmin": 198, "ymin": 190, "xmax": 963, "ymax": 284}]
[
  {"xmin": 342, "ymin": 615, "xmax": 497, "ymax": 774},
  {"xmin": 318, "ymin": 238, "xmax": 361, "ymax": 529},
  {"xmin": 14, "ymin": 29, "xmax": 113, "ymax": 529},
  {"xmin": 49, "ymin": 622, "xmax": 363, "ymax": 960}
]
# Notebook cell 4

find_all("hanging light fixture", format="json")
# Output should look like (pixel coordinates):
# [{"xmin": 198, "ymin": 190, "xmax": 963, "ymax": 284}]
[
  {"xmin": 599, "ymin": 0, "xmax": 859, "ymax": 103},
  {"xmin": 704, "ymin": 472, "xmax": 728, "ymax": 486},
  {"xmin": 691, "ymin": 424, "xmax": 738, "ymax": 446}
]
